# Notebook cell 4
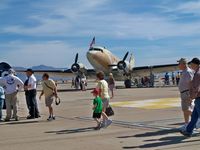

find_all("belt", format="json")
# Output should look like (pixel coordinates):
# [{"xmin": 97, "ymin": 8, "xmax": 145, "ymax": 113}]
[{"xmin": 181, "ymin": 89, "xmax": 189, "ymax": 93}]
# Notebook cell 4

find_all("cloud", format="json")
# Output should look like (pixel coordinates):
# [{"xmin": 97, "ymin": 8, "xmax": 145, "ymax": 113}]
[
  {"xmin": 173, "ymin": 1, "xmax": 200, "ymax": 15},
  {"xmin": 2, "ymin": 0, "xmax": 200, "ymax": 40},
  {"xmin": 0, "ymin": 40, "xmax": 91, "ymax": 68}
]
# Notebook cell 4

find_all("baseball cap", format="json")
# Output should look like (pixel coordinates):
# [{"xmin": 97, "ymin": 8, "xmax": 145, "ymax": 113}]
[
  {"xmin": 91, "ymin": 88, "xmax": 99, "ymax": 95},
  {"xmin": 189, "ymin": 58, "xmax": 200, "ymax": 65},
  {"xmin": 26, "ymin": 68, "xmax": 34, "ymax": 73},
  {"xmin": 177, "ymin": 58, "xmax": 187, "ymax": 64}
]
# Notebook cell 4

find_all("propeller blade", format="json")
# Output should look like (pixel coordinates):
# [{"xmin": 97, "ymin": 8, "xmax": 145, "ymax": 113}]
[
  {"xmin": 75, "ymin": 53, "xmax": 78, "ymax": 64},
  {"xmin": 122, "ymin": 52, "xmax": 129, "ymax": 62},
  {"xmin": 108, "ymin": 64, "xmax": 117, "ymax": 67}
]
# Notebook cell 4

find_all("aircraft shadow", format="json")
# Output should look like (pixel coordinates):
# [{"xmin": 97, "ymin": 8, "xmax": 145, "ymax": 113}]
[
  {"xmin": 118, "ymin": 128, "xmax": 200, "ymax": 149},
  {"xmin": 117, "ymin": 128, "xmax": 179, "ymax": 139},
  {"xmin": 122, "ymin": 136, "xmax": 200, "ymax": 149},
  {"xmin": 45, "ymin": 126, "xmax": 96, "ymax": 134}
]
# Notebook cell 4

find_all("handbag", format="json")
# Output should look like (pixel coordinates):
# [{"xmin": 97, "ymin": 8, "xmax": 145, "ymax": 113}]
[
  {"xmin": 105, "ymin": 105, "xmax": 114, "ymax": 116},
  {"xmin": 55, "ymin": 97, "xmax": 61, "ymax": 105}
]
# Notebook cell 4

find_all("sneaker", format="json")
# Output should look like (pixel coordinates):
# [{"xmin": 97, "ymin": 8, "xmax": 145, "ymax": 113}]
[
  {"xmin": 101, "ymin": 121, "xmax": 106, "ymax": 128},
  {"xmin": 180, "ymin": 130, "xmax": 192, "ymax": 137},
  {"xmin": 15, "ymin": 116, "xmax": 19, "ymax": 121},
  {"xmin": 35, "ymin": 115, "xmax": 41, "ymax": 118},
  {"xmin": 47, "ymin": 116, "xmax": 53, "ymax": 121},
  {"xmin": 195, "ymin": 119, "xmax": 200, "ymax": 129},
  {"xmin": 105, "ymin": 119, "xmax": 112, "ymax": 128},
  {"xmin": 94, "ymin": 125, "xmax": 101, "ymax": 130},
  {"xmin": 178, "ymin": 123, "xmax": 188, "ymax": 131},
  {"xmin": 4, "ymin": 118, "xmax": 10, "ymax": 122},
  {"xmin": 27, "ymin": 115, "xmax": 35, "ymax": 119},
  {"xmin": 52, "ymin": 116, "xmax": 55, "ymax": 120}
]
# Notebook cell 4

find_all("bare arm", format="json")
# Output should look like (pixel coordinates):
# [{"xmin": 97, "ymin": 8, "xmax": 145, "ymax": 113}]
[{"xmin": 39, "ymin": 90, "xmax": 44, "ymax": 100}]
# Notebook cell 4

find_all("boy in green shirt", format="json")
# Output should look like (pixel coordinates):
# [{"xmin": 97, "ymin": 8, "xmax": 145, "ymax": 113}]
[{"xmin": 91, "ymin": 88, "xmax": 103, "ymax": 130}]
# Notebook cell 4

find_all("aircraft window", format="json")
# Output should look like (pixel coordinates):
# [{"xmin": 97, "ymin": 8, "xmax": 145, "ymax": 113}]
[{"xmin": 89, "ymin": 48, "xmax": 103, "ymax": 52}]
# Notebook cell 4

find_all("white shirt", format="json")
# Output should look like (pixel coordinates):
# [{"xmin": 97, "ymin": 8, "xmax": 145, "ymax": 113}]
[
  {"xmin": 178, "ymin": 67, "xmax": 194, "ymax": 92},
  {"xmin": 0, "ymin": 74, "xmax": 24, "ymax": 95},
  {"xmin": 28, "ymin": 74, "xmax": 37, "ymax": 90},
  {"xmin": 97, "ymin": 79, "xmax": 110, "ymax": 99}
]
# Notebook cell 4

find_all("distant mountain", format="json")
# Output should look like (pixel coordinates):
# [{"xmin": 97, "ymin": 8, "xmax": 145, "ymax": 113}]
[
  {"xmin": 14, "ymin": 65, "xmax": 67, "ymax": 71},
  {"xmin": 13, "ymin": 66, "xmax": 26, "ymax": 70}
]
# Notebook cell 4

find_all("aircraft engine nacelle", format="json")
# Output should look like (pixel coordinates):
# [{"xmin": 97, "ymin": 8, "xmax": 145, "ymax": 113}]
[
  {"xmin": 71, "ymin": 63, "xmax": 86, "ymax": 73},
  {"xmin": 117, "ymin": 61, "xmax": 130, "ymax": 75}
]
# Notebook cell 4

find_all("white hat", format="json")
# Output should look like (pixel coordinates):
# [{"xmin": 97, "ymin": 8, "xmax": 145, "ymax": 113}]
[{"xmin": 8, "ymin": 68, "xmax": 15, "ymax": 74}]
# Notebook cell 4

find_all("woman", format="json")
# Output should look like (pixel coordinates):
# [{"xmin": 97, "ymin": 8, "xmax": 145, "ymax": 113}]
[
  {"xmin": 108, "ymin": 73, "xmax": 115, "ymax": 99},
  {"xmin": 96, "ymin": 71, "xmax": 112, "ymax": 128}
]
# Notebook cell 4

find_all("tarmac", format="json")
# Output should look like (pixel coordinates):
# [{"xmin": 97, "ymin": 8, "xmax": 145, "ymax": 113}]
[{"xmin": 0, "ymin": 82, "xmax": 200, "ymax": 150}]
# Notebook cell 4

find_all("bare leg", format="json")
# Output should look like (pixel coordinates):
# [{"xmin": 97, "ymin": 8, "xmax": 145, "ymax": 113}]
[{"xmin": 48, "ymin": 106, "xmax": 54, "ymax": 117}]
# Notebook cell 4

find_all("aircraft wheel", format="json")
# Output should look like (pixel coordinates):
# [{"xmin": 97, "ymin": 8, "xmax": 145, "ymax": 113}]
[{"xmin": 124, "ymin": 79, "xmax": 132, "ymax": 88}]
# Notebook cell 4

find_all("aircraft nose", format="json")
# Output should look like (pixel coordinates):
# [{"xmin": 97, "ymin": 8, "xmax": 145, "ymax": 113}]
[{"xmin": 86, "ymin": 51, "xmax": 96, "ymax": 60}]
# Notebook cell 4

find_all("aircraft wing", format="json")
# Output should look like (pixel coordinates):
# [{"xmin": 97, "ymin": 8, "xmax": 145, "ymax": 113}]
[{"xmin": 132, "ymin": 64, "xmax": 179, "ymax": 77}]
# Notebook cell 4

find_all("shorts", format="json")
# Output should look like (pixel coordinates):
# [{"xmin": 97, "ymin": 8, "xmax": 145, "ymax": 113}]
[
  {"xmin": 45, "ymin": 95, "xmax": 54, "ymax": 107},
  {"xmin": 93, "ymin": 112, "xmax": 102, "ymax": 119},
  {"xmin": 109, "ymin": 84, "xmax": 114, "ymax": 91},
  {"xmin": 102, "ymin": 98, "xmax": 109, "ymax": 111},
  {"xmin": 180, "ymin": 91, "xmax": 194, "ymax": 111}
]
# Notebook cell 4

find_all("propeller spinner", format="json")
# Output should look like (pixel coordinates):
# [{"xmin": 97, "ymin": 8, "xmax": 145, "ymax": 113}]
[
  {"xmin": 71, "ymin": 53, "xmax": 80, "ymax": 73},
  {"xmin": 117, "ymin": 52, "xmax": 129, "ymax": 71}
]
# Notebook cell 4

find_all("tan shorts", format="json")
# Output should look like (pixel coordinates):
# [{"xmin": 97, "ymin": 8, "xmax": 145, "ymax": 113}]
[
  {"xmin": 45, "ymin": 95, "xmax": 54, "ymax": 107},
  {"xmin": 102, "ymin": 98, "xmax": 109, "ymax": 112},
  {"xmin": 180, "ymin": 91, "xmax": 194, "ymax": 111}
]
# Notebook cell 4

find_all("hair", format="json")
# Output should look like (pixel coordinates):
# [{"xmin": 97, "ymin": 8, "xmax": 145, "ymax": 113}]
[
  {"xmin": 96, "ymin": 71, "xmax": 104, "ymax": 80},
  {"xmin": 42, "ymin": 73, "xmax": 49, "ymax": 79}
]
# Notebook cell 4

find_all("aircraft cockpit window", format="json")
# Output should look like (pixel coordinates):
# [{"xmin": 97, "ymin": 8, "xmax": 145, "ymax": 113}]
[{"xmin": 89, "ymin": 48, "xmax": 103, "ymax": 52}]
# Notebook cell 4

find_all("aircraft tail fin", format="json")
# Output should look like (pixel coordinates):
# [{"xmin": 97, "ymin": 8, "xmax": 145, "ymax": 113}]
[{"xmin": 89, "ymin": 37, "xmax": 95, "ymax": 48}]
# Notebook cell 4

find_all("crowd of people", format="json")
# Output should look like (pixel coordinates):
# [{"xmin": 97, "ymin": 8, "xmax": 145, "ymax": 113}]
[
  {"xmin": 0, "ymin": 57, "xmax": 200, "ymax": 137},
  {"xmin": 0, "ymin": 69, "xmax": 58, "ymax": 122}
]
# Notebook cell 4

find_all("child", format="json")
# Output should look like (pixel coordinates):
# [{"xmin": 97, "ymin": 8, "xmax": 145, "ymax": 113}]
[{"xmin": 91, "ymin": 88, "xmax": 103, "ymax": 130}]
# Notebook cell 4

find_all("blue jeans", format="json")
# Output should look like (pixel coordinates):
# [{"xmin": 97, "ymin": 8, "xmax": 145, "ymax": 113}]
[
  {"xmin": 0, "ymin": 98, "xmax": 4, "ymax": 119},
  {"xmin": 186, "ymin": 97, "xmax": 200, "ymax": 134}
]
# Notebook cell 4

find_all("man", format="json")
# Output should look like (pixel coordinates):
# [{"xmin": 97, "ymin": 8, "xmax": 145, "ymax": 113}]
[
  {"xmin": 0, "ymin": 69, "xmax": 23, "ymax": 121},
  {"xmin": 24, "ymin": 69, "xmax": 40, "ymax": 119},
  {"xmin": 39, "ymin": 73, "xmax": 58, "ymax": 121},
  {"xmin": 180, "ymin": 58, "xmax": 200, "ymax": 137},
  {"xmin": 177, "ymin": 58, "xmax": 194, "ymax": 130}
]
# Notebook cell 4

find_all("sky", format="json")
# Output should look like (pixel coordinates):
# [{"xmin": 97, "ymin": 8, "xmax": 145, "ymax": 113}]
[{"xmin": 0, "ymin": 0, "xmax": 200, "ymax": 68}]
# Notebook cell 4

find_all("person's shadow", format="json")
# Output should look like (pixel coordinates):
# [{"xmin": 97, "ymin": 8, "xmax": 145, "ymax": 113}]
[
  {"xmin": 45, "ymin": 126, "xmax": 96, "ymax": 134},
  {"xmin": 117, "ymin": 129, "xmax": 200, "ymax": 149}
]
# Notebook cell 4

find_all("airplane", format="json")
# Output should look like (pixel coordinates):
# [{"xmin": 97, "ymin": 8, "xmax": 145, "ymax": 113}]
[{"xmin": 0, "ymin": 37, "xmax": 178, "ymax": 88}]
